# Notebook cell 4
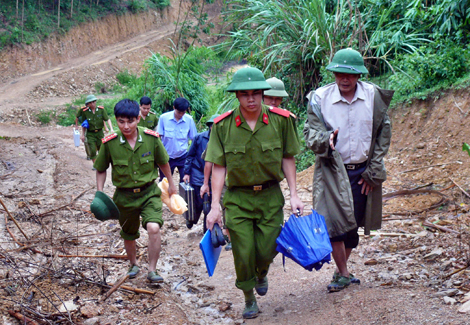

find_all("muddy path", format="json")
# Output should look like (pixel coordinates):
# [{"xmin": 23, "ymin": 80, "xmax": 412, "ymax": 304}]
[{"xmin": 2, "ymin": 8, "xmax": 470, "ymax": 325}]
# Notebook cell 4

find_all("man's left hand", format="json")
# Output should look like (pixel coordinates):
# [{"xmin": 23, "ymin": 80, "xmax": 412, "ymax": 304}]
[
  {"xmin": 358, "ymin": 178, "xmax": 373, "ymax": 195},
  {"xmin": 183, "ymin": 174, "xmax": 190, "ymax": 183}
]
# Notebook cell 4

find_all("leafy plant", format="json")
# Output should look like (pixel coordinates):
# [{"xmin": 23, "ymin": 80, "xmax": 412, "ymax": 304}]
[{"xmin": 36, "ymin": 110, "xmax": 52, "ymax": 125}]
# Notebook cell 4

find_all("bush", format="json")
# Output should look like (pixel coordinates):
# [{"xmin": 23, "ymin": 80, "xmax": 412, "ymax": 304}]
[
  {"xmin": 116, "ymin": 70, "xmax": 136, "ymax": 85},
  {"xmin": 36, "ymin": 110, "xmax": 52, "ymax": 125},
  {"xmin": 389, "ymin": 42, "xmax": 470, "ymax": 97},
  {"xmin": 127, "ymin": 0, "xmax": 147, "ymax": 13}
]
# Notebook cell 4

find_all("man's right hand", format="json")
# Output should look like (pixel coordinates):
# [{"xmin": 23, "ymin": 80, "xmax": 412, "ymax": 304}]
[
  {"xmin": 200, "ymin": 183, "xmax": 210, "ymax": 198},
  {"xmin": 182, "ymin": 174, "xmax": 190, "ymax": 183},
  {"xmin": 80, "ymin": 135, "xmax": 85, "ymax": 142},
  {"xmin": 329, "ymin": 129, "xmax": 339, "ymax": 150},
  {"xmin": 206, "ymin": 205, "xmax": 222, "ymax": 231}
]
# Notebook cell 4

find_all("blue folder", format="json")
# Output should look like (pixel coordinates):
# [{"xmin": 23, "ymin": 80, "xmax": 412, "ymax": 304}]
[{"xmin": 199, "ymin": 229, "xmax": 223, "ymax": 277}]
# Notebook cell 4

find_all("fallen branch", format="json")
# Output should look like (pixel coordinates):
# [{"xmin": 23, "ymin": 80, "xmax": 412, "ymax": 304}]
[
  {"xmin": 422, "ymin": 220, "xmax": 459, "ymax": 234},
  {"xmin": 0, "ymin": 197, "xmax": 29, "ymax": 240},
  {"xmin": 38, "ymin": 187, "xmax": 91, "ymax": 217},
  {"xmin": 108, "ymin": 284, "xmax": 155, "ymax": 295},
  {"xmin": 445, "ymin": 263, "xmax": 470, "ymax": 279},
  {"xmin": 7, "ymin": 310, "xmax": 39, "ymax": 325},
  {"xmin": 449, "ymin": 178, "xmax": 470, "ymax": 199},
  {"xmin": 99, "ymin": 274, "xmax": 130, "ymax": 302},
  {"xmin": 382, "ymin": 189, "xmax": 447, "ymax": 215},
  {"xmin": 58, "ymin": 254, "xmax": 129, "ymax": 259},
  {"xmin": 400, "ymin": 162, "xmax": 460, "ymax": 174}
]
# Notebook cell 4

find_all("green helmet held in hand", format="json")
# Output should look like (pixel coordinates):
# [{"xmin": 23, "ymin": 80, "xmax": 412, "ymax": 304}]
[
  {"xmin": 226, "ymin": 67, "xmax": 272, "ymax": 92},
  {"xmin": 90, "ymin": 191, "xmax": 120, "ymax": 221},
  {"xmin": 326, "ymin": 48, "xmax": 368, "ymax": 75}
]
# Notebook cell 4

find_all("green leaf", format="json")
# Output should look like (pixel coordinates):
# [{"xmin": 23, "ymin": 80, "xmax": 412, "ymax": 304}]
[{"xmin": 462, "ymin": 142, "xmax": 470, "ymax": 157}]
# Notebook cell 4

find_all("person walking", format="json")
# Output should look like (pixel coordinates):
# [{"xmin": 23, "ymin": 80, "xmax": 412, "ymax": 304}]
[
  {"xmin": 205, "ymin": 67, "xmax": 304, "ymax": 319},
  {"xmin": 156, "ymin": 97, "xmax": 197, "ymax": 183},
  {"xmin": 75, "ymin": 94, "xmax": 113, "ymax": 165},
  {"xmin": 303, "ymin": 48, "xmax": 394, "ymax": 292},
  {"xmin": 93, "ymin": 99, "xmax": 177, "ymax": 284},
  {"xmin": 263, "ymin": 77, "xmax": 289, "ymax": 108},
  {"xmin": 137, "ymin": 96, "xmax": 158, "ymax": 130}
]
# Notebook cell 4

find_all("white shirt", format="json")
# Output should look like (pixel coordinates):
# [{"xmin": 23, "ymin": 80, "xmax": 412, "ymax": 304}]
[{"xmin": 312, "ymin": 81, "xmax": 375, "ymax": 164}]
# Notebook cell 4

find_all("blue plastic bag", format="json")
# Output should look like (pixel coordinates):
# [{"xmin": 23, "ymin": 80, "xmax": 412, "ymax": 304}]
[
  {"xmin": 276, "ymin": 209, "xmax": 332, "ymax": 271},
  {"xmin": 81, "ymin": 119, "xmax": 89, "ymax": 129}
]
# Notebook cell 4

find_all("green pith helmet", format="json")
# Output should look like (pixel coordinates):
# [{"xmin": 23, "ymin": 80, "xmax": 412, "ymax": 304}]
[
  {"xmin": 90, "ymin": 191, "xmax": 120, "ymax": 221},
  {"xmin": 206, "ymin": 114, "xmax": 220, "ymax": 126},
  {"xmin": 264, "ymin": 77, "xmax": 289, "ymax": 97},
  {"xmin": 85, "ymin": 94, "xmax": 98, "ymax": 104},
  {"xmin": 226, "ymin": 67, "xmax": 272, "ymax": 92},
  {"xmin": 326, "ymin": 48, "xmax": 368, "ymax": 75}
]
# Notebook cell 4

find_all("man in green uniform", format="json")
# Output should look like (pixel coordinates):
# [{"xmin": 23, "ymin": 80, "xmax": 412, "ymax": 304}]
[
  {"xmin": 94, "ymin": 99, "xmax": 177, "ymax": 283},
  {"xmin": 75, "ymin": 94, "xmax": 114, "ymax": 164},
  {"xmin": 263, "ymin": 77, "xmax": 289, "ymax": 108},
  {"xmin": 137, "ymin": 96, "xmax": 158, "ymax": 130},
  {"xmin": 205, "ymin": 67, "xmax": 304, "ymax": 319}
]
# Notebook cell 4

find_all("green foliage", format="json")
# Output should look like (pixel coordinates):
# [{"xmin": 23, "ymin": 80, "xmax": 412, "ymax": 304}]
[
  {"xmin": 0, "ymin": 0, "xmax": 171, "ymax": 50},
  {"xmin": 36, "ymin": 110, "xmax": 52, "ymax": 125},
  {"xmin": 152, "ymin": 0, "xmax": 171, "ymax": 9},
  {"xmin": 463, "ymin": 143, "xmax": 470, "ymax": 157},
  {"xmin": 58, "ymin": 105, "xmax": 78, "ymax": 126},
  {"xmin": 123, "ymin": 44, "xmax": 221, "ymax": 121},
  {"xmin": 389, "ymin": 42, "xmax": 470, "ymax": 97},
  {"xmin": 128, "ymin": 0, "xmax": 147, "ymax": 13},
  {"xmin": 116, "ymin": 70, "xmax": 137, "ymax": 85}
]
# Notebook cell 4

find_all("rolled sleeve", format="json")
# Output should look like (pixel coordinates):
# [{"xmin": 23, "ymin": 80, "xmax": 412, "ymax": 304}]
[{"xmin": 205, "ymin": 124, "xmax": 226, "ymax": 167}]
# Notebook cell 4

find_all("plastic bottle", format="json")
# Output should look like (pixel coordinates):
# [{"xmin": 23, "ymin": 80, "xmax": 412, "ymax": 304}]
[{"xmin": 73, "ymin": 128, "xmax": 80, "ymax": 147}]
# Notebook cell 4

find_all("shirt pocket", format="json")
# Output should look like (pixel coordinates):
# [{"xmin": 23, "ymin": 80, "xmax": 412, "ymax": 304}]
[
  {"xmin": 165, "ymin": 127, "xmax": 175, "ymax": 139},
  {"xmin": 140, "ymin": 155, "xmax": 155, "ymax": 174},
  {"xmin": 261, "ymin": 140, "xmax": 282, "ymax": 162},
  {"xmin": 224, "ymin": 145, "xmax": 246, "ymax": 168},
  {"xmin": 113, "ymin": 159, "xmax": 128, "ymax": 177}
]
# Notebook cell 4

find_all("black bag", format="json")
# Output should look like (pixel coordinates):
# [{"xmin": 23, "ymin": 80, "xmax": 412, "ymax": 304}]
[{"xmin": 179, "ymin": 181, "xmax": 195, "ymax": 222}]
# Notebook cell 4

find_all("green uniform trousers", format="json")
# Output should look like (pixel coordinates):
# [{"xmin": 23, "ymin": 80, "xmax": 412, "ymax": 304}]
[
  {"xmin": 85, "ymin": 129, "xmax": 104, "ymax": 160},
  {"xmin": 113, "ymin": 182, "xmax": 163, "ymax": 241},
  {"xmin": 224, "ymin": 184, "xmax": 284, "ymax": 292}
]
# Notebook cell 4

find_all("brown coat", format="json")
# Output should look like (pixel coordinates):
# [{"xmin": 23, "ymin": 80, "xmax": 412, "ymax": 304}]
[{"xmin": 303, "ymin": 83, "xmax": 394, "ymax": 237}]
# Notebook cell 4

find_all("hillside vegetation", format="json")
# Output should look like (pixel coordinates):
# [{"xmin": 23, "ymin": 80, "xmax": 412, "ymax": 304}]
[{"xmin": 0, "ymin": 0, "xmax": 171, "ymax": 50}]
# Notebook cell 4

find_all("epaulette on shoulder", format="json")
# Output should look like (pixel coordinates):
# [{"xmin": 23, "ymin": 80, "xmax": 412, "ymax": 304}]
[
  {"xmin": 214, "ymin": 110, "xmax": 233, "ymax": 124},
  {"xmin": 269, "ymin": 106, "xmax": 296, "ymax": 118},
  {"xmin": 144, "ymin": 129, "xmax": 160, "ymax": 138},
  {"xmin": 149, "ymin": 111, "xmax": 156, "ymax": 115},
  {"xmin": 82, "ymin": 106, "xmax": 88, "ymax": 111},
  {"xmin": 97, "ymin": 105, "xmax": 104, "ymax": 109},
  {"xmin": 102, "ymin": 133, "xmax": 118, "ymax": 143}
]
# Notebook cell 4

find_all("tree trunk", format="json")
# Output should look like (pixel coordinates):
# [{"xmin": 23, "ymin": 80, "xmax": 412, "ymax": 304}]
[
  {"xmin": 70, "ymin": 0, "xmax": 73, "ymax": 18},
  {"xmin": 58, "ymin": 0, "xmax": 60, "ymax": 28},
  {"xmin": 16, "ymin": 0, "xmax": 19, "ymax": 20},
  {"xmin": 21, "ymin": 0, "xmax": 24, "ymax": 42}
]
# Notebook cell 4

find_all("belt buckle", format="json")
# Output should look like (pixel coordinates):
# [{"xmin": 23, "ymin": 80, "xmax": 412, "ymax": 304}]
[
  {"xmin": 253, "ymin": 185, "xmax": 262, "ymax": 191},
  {"xmin": 346, "ymin": 165, "xmax": 355, "ymax": 170},
  {"xmin": 133, "ymin": 188, "xmax": 141, "ymax": 193}
]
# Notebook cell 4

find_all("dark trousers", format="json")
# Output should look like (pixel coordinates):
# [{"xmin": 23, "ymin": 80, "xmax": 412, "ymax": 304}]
[
  {"xmin": 159, "ymin": 153, "xmax": 187, "ymax": 183},
  {"xmin": 330, "ymin": 165, "xmax": 367, "ymax": 249}
]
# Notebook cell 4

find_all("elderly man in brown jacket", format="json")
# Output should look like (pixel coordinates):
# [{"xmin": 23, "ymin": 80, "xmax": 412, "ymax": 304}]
[{"xmin": 303, "ymin": 48, "xmax": 394, "ymax": 292}]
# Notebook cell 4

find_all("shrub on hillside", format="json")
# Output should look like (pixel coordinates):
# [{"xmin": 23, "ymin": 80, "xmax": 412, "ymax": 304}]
[{"xmin": 389, "ymin": 42, "xmax": 470, "ymax": 97}]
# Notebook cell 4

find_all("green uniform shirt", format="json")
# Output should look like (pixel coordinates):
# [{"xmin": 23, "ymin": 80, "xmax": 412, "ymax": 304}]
[
  {"xmin": 205, "ymin": 104, "xmax": 300, "ymax": 188},
  {"xmin": 76, "ymin": 106, "xmax": 109, "ymax": 131},
  {"xmin": 138, "ymin": 111, "xmax": 158, "ymax": 130},
  {"xmin": 94, "ymin": 127, "xmax": 169, "ymax": 188}
]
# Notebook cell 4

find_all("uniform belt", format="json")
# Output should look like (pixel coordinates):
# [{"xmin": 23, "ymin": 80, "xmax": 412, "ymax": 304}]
[
  {"xmin": 118, "ymin": 182, "xmax": 154, "ymax": 193},
  {"xmin": 90, "ymin": 129, "xmax": 102, "ymax": 133},
  {"xmin": 234, "ymin": 180, "xmax": 279, "ymax": 191},
  {"xmin": 345, "ymin": 161, "xmax": 367, "ymax": 170}
]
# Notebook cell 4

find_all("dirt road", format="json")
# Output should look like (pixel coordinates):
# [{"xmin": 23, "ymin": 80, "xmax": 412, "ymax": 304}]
[{"xmin": 1, "ymin": 9, "xmax": 470, "ymax": 325}]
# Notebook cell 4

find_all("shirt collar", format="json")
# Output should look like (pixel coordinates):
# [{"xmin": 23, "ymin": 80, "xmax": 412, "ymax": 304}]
[{"xmin": 331, "ymin": 81, "xmax": 366, "ymax": 104}]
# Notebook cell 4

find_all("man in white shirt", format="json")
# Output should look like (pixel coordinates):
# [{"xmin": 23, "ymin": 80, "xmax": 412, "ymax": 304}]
[{"xmin": 303, "ymin": 48, "xmax": 393, "ymax": 292}]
